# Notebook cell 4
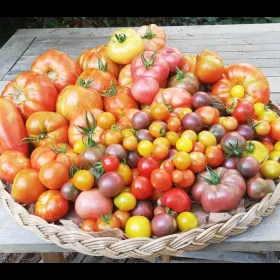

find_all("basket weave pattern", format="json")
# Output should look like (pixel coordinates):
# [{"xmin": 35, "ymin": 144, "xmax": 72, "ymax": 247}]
[{"xmin": 1, "ymin": 179, "xmax": 280, "ymax": 259}]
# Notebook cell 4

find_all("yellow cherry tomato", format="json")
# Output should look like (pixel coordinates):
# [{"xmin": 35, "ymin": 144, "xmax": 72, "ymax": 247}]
[
  {"xmin": 176, "ymin": 138, "xmax": 193, "ymax": 153},
  {"xmin": 231, "ymin": 85, "xmax": 245, "ymax": 98},
  {"xmin": 198, "ymin": 131, "xmax": 217, "ymax": 147},
  {"xmin": 149, "ymin": 122, "xmax": 166, "ymax": 138},
  {"xmin": 254, "ymin": 103, "xmax": 265, "ymax": 117},
  {"xmin": 114, "ymin": 192, "xmax": 137, "ymax": 211},
  {"xmin": 260, "ymin": 160, "xmax": 280, "ymax": 179},
  {"xmin": 165, "ymin": 131, "xmax": 180, "ymax": 146},
  {"xmin": 73, "ymin": 170, "xmax": 94, "ymax": 191},
  {"xmin": 181, "ymin": 130, "xmax": 198, "ymax": 142},
  {"xmin": 153, "ymin": 137, "xmax": 171, "ymax": 149},
  {"xmin": 107, "ymin": 29, "xmax": 145, "ymax": 65},
  {"xmin": 97, "ymin": 112, "xmax": 116, "ymax": 130},
  {"xmin": 121, "ymin": 129, "xmax": 135, "ymax": 138},
  {"xmin": 73, "ymin": 140, "xmax": 87, "ymax": 154},
  {"xmin": 173, "ymin": 151, "xmax": 192, "ymax": 170},
  {"xmin": 269, "ymin": 151, "xmax": 280, "ymax": 162},
  {"xmin": 259, "ymin": 110, "xmax": 278, "ymax": 123},
  {"xmin": 222, "ymin": 117, "xmax": 238, "ymax": 131},
  {"xmin": 179, "ymin": 108, "xmax": 192, "ymax": 120},
  {"xmin": 123, "ymin": 135, "xmax": 138, "ymax": 151},
  {"xmin": 255, "ymin": 121, "xmax": 271, "ymax": 136},
  {"xmin": 219, "ymin": 117, "xmax": 226, "ymax": 125},
  {"xmin": 177, "ymin": 212, "xmax": 199, "ymax": 232},
  {"xmin": 274, "ymin": 141, "xmax": 280, "ymax": 151},
  {"xmin": 117, "ymin": 163, "xmax": 132, "ymax": 186},
  {"xmin": 137, "ymin": 140, "xmax": 154, "ymax": 157},
  {"xmin": 125, "ymin": 216, "xmax": 151, "ymax": 238}
]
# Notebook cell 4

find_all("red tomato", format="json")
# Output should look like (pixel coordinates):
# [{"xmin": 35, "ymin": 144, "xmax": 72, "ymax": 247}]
[
  {"xmin": 131, "ymin": 76, "xmax": 159, "ymax": 105},
  {"xmin": 150, "ymin": 189, "xmax": 163, "ymax": 201},
  {"xmin": 177, "ymin": 170, "xmax": 195, "ymax": 189},
  {"xmin": 1, "ymin": 72, "xmax": 58, "ymax": 121},
  {"xmin": 157, "ymin": 47, "xmax": 184, "ymax": 73},
  {"xmin": 205, "ymin": 146, "xmax": 225, "ymax": 168},
  {"xmin": 0, "ymin": 99, "xmax": 29, "ymax": 156},
  {"xmin": 0, "ymin": 151, "xmax": 31, "ymax": 183},
  {"xmin": 195, "ymin": 49, "xmax": 224, "ymax": 84},
  {"xmin": 270, "ymin": 119, "xmax": 280, "ymax": 141},
  {"xmin": 150, "ymin": 169, "xmax": 172, "ymax": 192},
  {"xmin": 31, "ymin": 49, "xmax": 81, "ymax": 92},
  {"xmin": 131, "ymin": 176, "xmax": 153, "ymax": 200},
  {"xmin": 191, "ymin": 142, "xmax": 206, "ymax": 153},
  {"xmin": 138, "ymin": 156, "xmax": 160, "ymax": 178},
  {"xmin": 189, "ymin": 152, "xmax": 207, "ymax": 174},
  {"xmin": 160, "ymin": 159, "xmax": 175, "ymax": 174},
  {"xmin": 101, "ymin": 154, "xmax": 120, "ymax": 172},
  {"xmin": 232, "ymin": 99, "xmax": 255, "ymax": 124},
  {"xmin": 131, "ymin": 51, "xmax": 169, "ymax": 84},
  {"xmin": 195, "ymin": 106, "xmax": 220, "ymax": 126},
  {"xmin": 160, "ymin": 188, "xmax": 191, "ymax": 213},
  {"xmin": 35, "ymin": 190, "xmax": 69, "ymax": 222},
  {"xmin": 25, "ymin": 112, "xmax": 68, "ymax": 148}
]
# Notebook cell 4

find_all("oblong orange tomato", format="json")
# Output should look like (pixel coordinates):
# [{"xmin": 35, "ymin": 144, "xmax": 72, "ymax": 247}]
[
  {"xmin": 25, "ymin": 112, "xmax": 68, "ymax": 147},
  {"xmin": 103, "ymin": 82, "xmax": 139, "ymax": 120},
  {"xmin": 0, "ymin": 151, "xmax": 31, "ymax": 183},
  {"xmin": 68, "ymin": 108, "xmax": 104, "ymax": 147},
  {"xmin": 31, "ymin": 49, "xmax": 81, "ymax": 92},
  {"xmin": 77, "ymin": 45, "xmax": 121, "ymax": 78},
  {"xmin": 31, "ymin": 143, "xmax": 80, "ymax": 170},
  {"xmin": 77, "ymin": 68, "xmax": 117, "ymax": 94},
  {"xmin": 1, "ymin": 72, "xmax": 58, "ymax": 120},
  {"xmin": 56, "ymin": 84, "xmax": 103, "ymax": 122},
  {"xmin": 0, "ymin": 98, "xmax": 29, "ymax": 156},
  {"xmin": 11, "ymin": 168, "xmax": 47, "ymax": 204},
  {"xmin": 118, "ymin": 64, "xmax": 133, "ymax": 88},
  {"xmin": 211, "ymin": 63, "xmax": 270, "ymax": 105}
]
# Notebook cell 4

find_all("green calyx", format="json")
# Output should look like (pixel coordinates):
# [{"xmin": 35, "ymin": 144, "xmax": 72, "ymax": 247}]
[
  {"xmin": 141, "ymin": 52, "xmax": 156, "ymax": 68},
  {"xmin": 175, "ymin": 67, "xmax": 185, "ymax": 81},
  {"xmin": 142, "ymin": 26, "xmax": 156, "ymax": 40},
  {"xmin": 98, "ymin": 57, "xmax": 108, "ymax": 72},
  {"xmin": 115, "ymin": 33, "xmax": 127, "ymax": 43},
  {"xmin": 201, "ymin": 166, "xmax": 222, "ymax": 185},
  {"xmin": 102, "ymin": 81, "xmax": 118, "ymax": 97},
  {"xmin": 21, "ymin": 128, "xmax": 48, "ymax": 144},
  {"xmin": 69, "ymin": 165, "xmax": 81, "ymax": 178},
  {"xmin": 77, "ymin": 77, "xmax": 92, "ymax": 89}
]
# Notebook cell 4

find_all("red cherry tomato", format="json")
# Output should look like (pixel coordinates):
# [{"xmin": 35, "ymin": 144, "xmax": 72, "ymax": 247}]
[
  {"xmin": 137, "ymin": 156, "xmax": 160, "ymax": 178},
  {"xmin": 150, "ymin": 169, "xmax": 172, "ymax": 192},
  {"xmin": 131, "ymin": 176, "xmax": 153, "ymax": 200}
]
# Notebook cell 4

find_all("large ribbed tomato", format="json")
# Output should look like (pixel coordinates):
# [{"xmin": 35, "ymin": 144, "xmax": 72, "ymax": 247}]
[
  {"xmin": 31, "ymin": 49, "xmax": 81, "ymax": 92},
  {"xmin": 211, "ymin": 63, "xmax": 270, "ymax": 104},
  {"xmin": 0, "ymin": 99, "xmax": 29, "ymax": 156},
  {"xmin": 56, "ymin": 82, "xmax": 103, "ymax": 122},
  {"xmin": 103, "ymin": 82, "xmax": 138, "ymax": 120},
  {"xmin": 77, "ymin": 45, "xmax": 121, "ymax": 78},
  {"xmin": 1, "ymin": 72, "xmax": 58, "ymax": 120},
  {"xmin": 24, "ymin": 112, "xmax": 68, "ymax": 148}
]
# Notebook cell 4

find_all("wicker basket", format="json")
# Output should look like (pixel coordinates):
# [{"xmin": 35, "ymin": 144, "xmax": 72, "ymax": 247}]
[{"xmin": 0, "ymin": 101, "xmax": 280, "ymax": 259}]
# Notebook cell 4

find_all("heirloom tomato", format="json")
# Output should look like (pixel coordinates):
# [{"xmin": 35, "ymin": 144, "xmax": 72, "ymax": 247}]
[
  {"xmin": 157, "ymin": 47, "xmax": 184, "ymax": 73},
  {"xmin": 195, "ymin": 106, "xmax": 220, "ymax": 126},
  {"xmin": 118, "ymin": 64, "xmax": 133, "ymax": 88},
  {"xmin": 181, "ymin": 54, "xmax": 196, "ymax": 74},
  {"xmin": 96, "ymin": 213, "xmax": 121, "ymax": 232}
]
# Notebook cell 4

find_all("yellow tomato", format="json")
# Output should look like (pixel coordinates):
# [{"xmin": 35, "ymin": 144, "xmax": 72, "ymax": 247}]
[
  {"xmin": 173, "ymin": 151, "xmax": 192, "ymax": 170},
  {"xmin": 269, "ymin": 151, "xmax": 280, "ymax": 162},
  {"xmin": 153, "ymin": 137, "xmax": 171, "ymax": 149},
  {"xmin": 259, "ymin": 110, "xmax": 278, "ymax": 123},
  {"xmin": 179, "ymin": 108, "xmax": 192, "ymax": 120},
  {"xmin": 255, "ymin": 121, "xmax": 271, "ymax": 136},
  {"xmin": 107, "ymin": 29, "xmax": 145, "ymax": 64},
  {"xmin": 198, "ymin": 131, "xmax": 217, "ymax": 147},
  {"xmin": 254, "ymin": 103, "xmax": 265, "ymax": 117},
  {"xmin": 274, "ymin": 141, "xmax": 280, "ymax": 152},
  {"xmin": 73, "ymin": 170, "xmax": 94, "ymax": 191},
  {"xmin": 181, "ymin": 130, "xmax": 198, "ymax": 142},
  {"xmin": 137, "ymin": 140, "xmax": 154, "ymax": 157},
  {"xmin": 165, "ymin": 131, "xmax": 179, "ymax": 146},
  {"xmin": 125, "ymin": 216, "xmax": 151, "ymax": 238},
  {"xmin": 73, "ymin": 140, "xmax": 87, "ymax": 154},
  {"xmin": 260, "ymin": 160, "xmax": 280, "ymax": 179},
  {"xmin": 114, "ymin": 192, "xmax": 137, "ymax": 211},
  {"xmin": 117, "ymin": 163, "xmax": 132, "ymax": 185},
  {"xmin": 176, "ymin": 138, "xmax": 193, "ymax": 153},
  {"xmin": 219, "ymin": 117, "xmax": 226, "ymax": 126},
  {"xmin": 231, "ymin": 85, "xmax": 245, "ymax": 98},
  {"xmin": 121, "ymin": 129, "xmax": 135, "ymax": 138},
  {"xmin": 177, "ymin": 212, "xmax": 199, "ymax": 232}
]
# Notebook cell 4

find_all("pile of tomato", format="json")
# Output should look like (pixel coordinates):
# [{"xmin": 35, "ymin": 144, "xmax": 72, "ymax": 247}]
[{"xmin": 1, "ymin": 24, "xmax": 280, "ymax": 239}]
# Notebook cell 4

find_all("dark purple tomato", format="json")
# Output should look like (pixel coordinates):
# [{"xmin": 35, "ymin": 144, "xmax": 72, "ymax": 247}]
[
  {"xmin": 61, "ymin": 182, "xmax": 80, "ymax": 202},
  {"xmin": 105, "ymin": 144, "xmax": 127, "ymax": 161},
  {"xmin": 98, "ymin": 172, "xmax": 124, "ymax": 197},
  {"xmin": 181, "ymin": 113, "xmax": 203, "ymax": 133},
  {"xmin": 222, "ymin": 157, "xmax": 239, "ymax": 169},
  {"xmin": 209, "ymin": 94, "xmax": 227, "ymax": 117},
  {"xmin": 89, "ymin": 166, "xmax": 103, "ymax": 188},
  {"xmin": 132, "ymin": 111, "xmax": 151, "ymax": 130},
  {"xmin": 127, "ymin": 151, "xmax": 142, "ymax": 169},
  {"xmin": 192, "ymin": 92, "xmax": 211, "ymax": 109},
  {"xmin": 220, "ymin": 132, "xmax": 247, "ymax": 157},
  {"xmin": 237, "ymin": 156, "xmax": 260, "ymax": 179},
  {"xmin": 209, "ymin": 124, "xmax": 227, "ymax": 143},
  {"xmin": 247, "ymin": 176, "xmax": 270, "ymax": 200},
  {"xmin": 136, "ymin": 129, "xmax": 155, "ymax": 142},
  {"xmin": 131, "ymin": 201, "xmax": 153, "ymax": 220},
  {"xmin": 79, "ymin": 144, "xmax": 106, "ymax": 170},
  {"xmin": 236, "ymin": 125, "xmax": 255, "ymax": 141},
  {"xmin": 151, "ymin": 213, "xmax": 177, "ymax": 237}
]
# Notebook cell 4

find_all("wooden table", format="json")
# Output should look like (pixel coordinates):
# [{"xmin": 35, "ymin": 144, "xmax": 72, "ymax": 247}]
[{"xmin": 1, "ymin": 23, "xmax": 280, "ymax": 262}]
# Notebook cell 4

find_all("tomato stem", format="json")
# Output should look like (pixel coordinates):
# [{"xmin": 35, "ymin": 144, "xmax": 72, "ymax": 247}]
[
  {"xmin": 51, "ymin": 143, "xmax": 68, "ymax": 154},
  {"xmin": 75, "ymin": 111, "xmax": 97, "ymax": 137},
  {"xmin": 201, "ymin": 166, "xmax": 222, "ymax": 185},
  {"xmin": 101, "ymin": 212, "xmax": 112, "ymax": 224},
  {"xmin": 82, "ymin": 136, "xmax": 98, "ymax": 148},
  {"xmin": 142, "ymin": 26, "xmax": 156, "ymax": 40},
  {"xmin": 102, "ymin": 81, "xmax": 118, "ymax": 97},
  {"xmin": 246, "ymin": 141, "xmax": 256, "ymax": 154},
  {"xmin": 224, "ymin": 141, "xmax": 244, "ymax": 159},
  {"xmin": 175, "ymin": 67, "xmax": 185, "ymax": 81},
  {"xmin": 98, "ymin": 58, "xmax": 108, "ymax": 72},
  {"xmin": 69, "ymin": 165, "xmax": 81, "ymax": 178},
  {"xmin": 20, "ymin": 128, "xmax": 48, "ymax": 144},
  {"xmin": 115, "ymin": 33, "xmax": 127, "ymax": 43},
  {"xmin": 77, "ymin": 77, "xmax": 92, "ymax": 89},
  {"xmin": 93, "ymin": 161, "xmax": 105, "ymax": 176},
  {"xmin": 141, "ymin": 52, "xmax": 156, "ymax": 68}
]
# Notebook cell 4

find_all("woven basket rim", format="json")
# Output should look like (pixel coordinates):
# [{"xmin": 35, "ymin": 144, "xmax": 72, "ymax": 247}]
[{"xmin": 0, "ymin": 101, "xmax": 280, "ymax": 259}]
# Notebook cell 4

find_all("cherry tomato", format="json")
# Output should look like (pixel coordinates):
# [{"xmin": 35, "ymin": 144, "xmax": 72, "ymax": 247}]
[
  {"xmin": 176, "ymin": 138, "xmax": 193, "ymax": 153},
  {"xmin": 149, "ymin": 122, "xmax": 166, "ymax": 138},
  {"xmin": 73, "ymin": 170, "xmax": 94, "ymax": 191},
  {"xmin": 123, "ymin": 135, "xmax": 139, "ymax": 151},
  {"xmin": 172, "ymin": 170, "xmax": 184, "ymax": 184},
  {"xmin": 255, "ymin": 121, "xmax": 271, "ymax": 136},
  {"xmin": 137, "ymin": 140, "xmax": 154, "ymax": 157},
  {"xmin": 269, "ymin": 151, "xmax": 280, "ymax": 162},
  {"xmin": 181, "ymin": 130, "xmax": 198, "ymax": 143},
  {"xmin": 271, "ymin": 119, "xmax": 280, "ymax": 141},
  {"xmin": 117, "ymin": 163, "xmax": 132, "ymax": 185},
  {"xmin": 205, "ymin": 146, "xmax": 225, "ymax": 168},
  {"xmin": 232, "ymin": 99, "xmax": 255, "ymax": 124},
  {"xmin": 177, "ymin": 212, "xmax": 199, "ymax": 232},
  {"xmin": 153, "ymin": 144, "xmax": 169, "ymax": 160},
  {"xmin": 151, "ymin": 103, "xmax": 170, "ymax": 121},
  {"xmin": 81, "ymin": 219, "xmax": 96, "ymax": 232},
  {"xmin": 254, "ymin": 103, "xmax": 265, "ymax": 117},
  {"xmin": 191, "ymin": 142, "xmax": 206, "ymax": 153},
  {"xmin": 114, "ymin": 192, "xmax": 137, "ymax": 211},
  {"xmin": 231, "ymin": 85, "xmax": 245, "ymax": 98},
  {"xmin": 138, "ymin": 156, "xmax": 160, "ymax": 178},
  {"xmin": 104, "ymin": 128, "xmax": 123, "ymax": 145},
  {"xmin": 173, "ymin": 151, "xmax": 192, "ymax": 170},
  {"xmin": 167, "ymin": 117, "xmax": 181, "ymax": 132},
  {"xmin": 160, "ymin": 159, "xmax": 175, "ymax": 174},
  {"xmin": 131, "ymin": 176, "xmax": 153, "ymax": 200},
  {"xmin": 150, "ymin": 189, "xmax": 163, "ymax": 202},
  {"xmin": 198, "ymin": 131, "xmax": 217, "ymax": 147},
  {"xmin": 97, "ymin": 112, "xmax": 116, "ymax": 130},
  {"xmin": 262, "ymin": 141, "xmax": 274, "ymax": 153},
  {"xmin": 179, "ymin": 108, "xmax": 193, "ymax": 120},
  {"xmin": 165, "ymin": 131, "xmax": 179, "ymax": 146},
  {"xmin": 131, "ymin": 168, "xmax": 139, "ymax": 180},
  {"xmin": 222, "ymin": 117, "xmax": 238, "ymax": 131},
  {"xmin": 101, "ymin": 154, "xmax": 120, "ymax": 172},
  {"xmin": 261, "ymin": 160, "xmax": 280, "ymax": 179},
  {"xmin": 73, "ymin": 140, "xmax": 87, "ymax": 154},
  {"xmin": 195, "ymin": 106, "xmax": 219, "ymax": 126},
  {"xmin": 274, "ymin": 141, "xmax": 280, "ymax": 151},
  {"xmin": 177, "ymin": 170, "xmax": 195, "ymax": 189},
  {"xmin": 153, "ymin": 137, "xmax": 171, "ymax": 149},
  {"xmin": 96, "ymin": 214, "xmax": 121, "ymax": 232},
  {"xmin": 114, "ymin": 210, "xmax": 131, "ymax": 230},
  {"xmin": 189, "ymin": 152, "xmax": 207, "ymax": 174},
  {"xmin": 121, "ymin": 129, "xmax": 135, "ymax": 138},
  {"xmin": 125, "ymin": 216, "xmax": 151, "ymax": 238},
  {"xmin": 259, "ymin": 110, "xmax": 277, "ymax": 123},
  {"xmin": 150, "ymin": 169, "xmax": 172, "ymax": 191}
]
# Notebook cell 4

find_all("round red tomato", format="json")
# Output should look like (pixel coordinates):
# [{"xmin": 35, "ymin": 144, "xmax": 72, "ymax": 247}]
[
  {"xmin": 232, "ymin": 99, "xmax": 255, "ymax": 124},
  {"xmin": 177, "ymin": 170, "xmax": 195, "ymax": 189},
  {"xmin": 131, "ymin": 176, "xmax": 153, "ymax": 200},
  {"xmin": 0, "ymin": 151, "xmax": 31, "ymax": 183},
  {"xmin": 138, "ymin": 156, "xmax": 160, "ymax": 178},
  {"xmin": 101, "ymin": 154, "xmax": 120, "ymax": 172},
  {"xmin": 31, "ymin": 49, "xmax": 81, "ymax": 92},
  {"xmin": 1, "ymin": 71, "xmax": 58, "ymax": 121},
  {"xmin": 131, "ymin": 51, "xmax": 169, "ymax": 84},
  {"xmin": 205, "ymin": 146, "xmax": 225, "ymax": 168},
  {"xmin": 195, "ymin": 106, "xmax": 220, "ymax": 126},
  {"xmin": 150, "ymin": 169, "xmax": 172, "ymax": 192},
  {"xmin": 189, "ymin": 152, "xmax": 207, "ymax": 174},
  {"xmin": 35, "ymin": 190, "xmax": 69, "ymax": 222},
  {"xmin": 157, "ymin": 47, "xmax": 184, "ymax": 73},
  {"xmin": 160, "ymin": 159, "xmax": 175, "ymax": 174}
]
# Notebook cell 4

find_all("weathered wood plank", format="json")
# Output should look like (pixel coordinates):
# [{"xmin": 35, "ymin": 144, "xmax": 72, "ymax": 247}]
[
  {"xmin": 0, "ymin": 81, "xmax": 8, "ymax": 92},
  {"xmin": 0, "ymin": 36, "xmax": 35, "ymax": 80}
]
